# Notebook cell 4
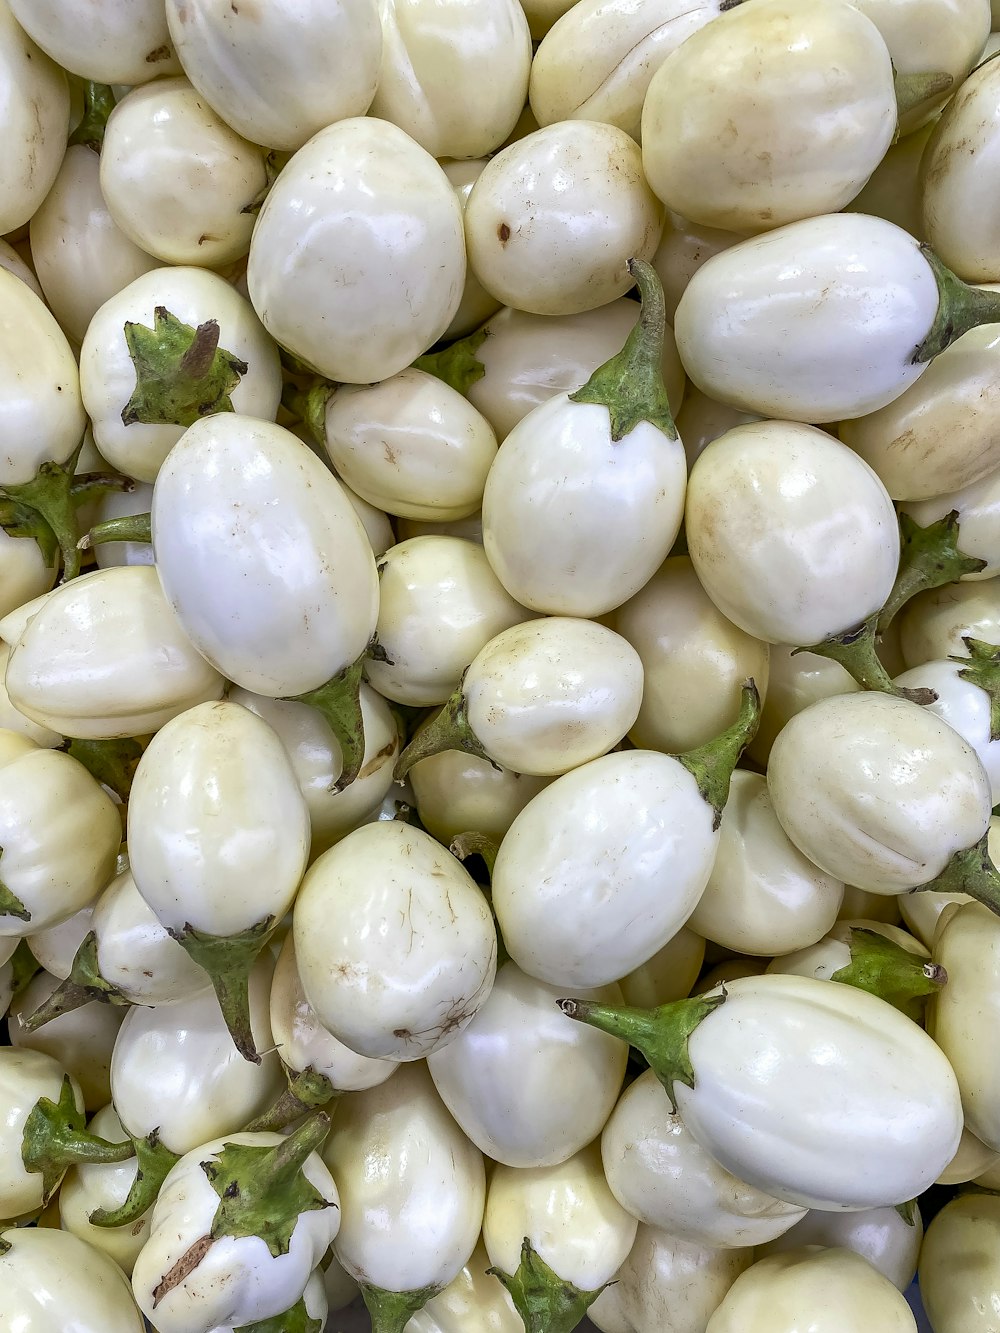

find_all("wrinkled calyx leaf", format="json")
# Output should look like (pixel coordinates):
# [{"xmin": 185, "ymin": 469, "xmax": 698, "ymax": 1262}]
[
  {"xmin": 414, "ymin": 327, "xmax": 488, "ymax": 397},
  {"xmin": 22, "ymin": 1075, "xmax": 135, "ymax": 1203},
  {"xmin": 90, "ymin": 1129, "xmax": 179, "ymax": 1230},
  {"xmin": 914, "ymin": 247, "xmax": 1000, "ymax": 363},
  {"xmin": 830, "ymin": 927, "xmax": 946, "ymax": 1016},
  {"xmin": 68, "ymin": 81, "xmax": 116, "ymax": 152},
  {"xmin": 284, "ymin": 649, "xmax": 369, "ymax": 792},
  {"xmin": 169, "ymin": 915, "xmax": 276, "ymax": 1064},
  {"xmin": 676, "ymin": 679, "xmax": 760, "ymax": 828},
  {"xmin": 877, "ymin": 511, "xmax": 986, "ymax": 634},
  {"xmin": 558, "ymin": 991, "xmax": 727, "ymax": 1113},
  {"xmin": 121, "ymin": 307, "xmax": 248, "ymax": 429},
  {"xmin": 570, "ymin": 258, "xmax": 677, "ymax": 442},
  {"xmin": 243, "ymin": 1065, "xmax": 337, "ymax": 1134},
  {"xmin": 952, "ymin": 637, "xmax": 1000, "ymax": 742},
  {"xmin": 66, "ymin": 736, "xmax": 144, "ymax": 802},
  {"xmin": 488, "ymin": 1237, "xmax": 606, "ymax": 1333},
  {"xmin": 920, "ymin": 832, "xmax": 1000, "ymax": 919},
  {"xmin": 804, "ymin": 615, "xmax": 936, "ymax": 704},
  {"xmin": 235, "ymin": 1293, "xmax": 323, "ymax": 1333},
  {"xmin": 394, "ymin": 674, "xmax": 496, "ymax": 781},
  {"xmin": 22, "ymin": 930, "xmax": 129, "ymax": 1033},
  {"xmin": 360, "ymin": 1282, "xmax": 443, "ymax": 1333}
]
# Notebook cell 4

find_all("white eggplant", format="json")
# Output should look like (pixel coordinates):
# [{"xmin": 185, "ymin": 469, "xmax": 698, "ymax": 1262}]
[
  {"xmin": 8, "ymin": 0, "xmax": 178, "ymax": 84},
  {"xmin": 0, "ymin": 1226, "xmax": 145, "ymax": 1332},
  {"xmin": 919, "ymin": 1194, "xmax": 1000, "ymax": 1333},
  {"xmin": 0, "ymin": 1, "xmax": 70, "ymax": 234},
  {"xmin": 757, "ymin": 1205, "xmax": 922, "ymax": 1291}
]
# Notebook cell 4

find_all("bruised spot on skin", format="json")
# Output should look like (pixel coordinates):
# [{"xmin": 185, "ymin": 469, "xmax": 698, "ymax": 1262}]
[
  {"xmin": 145, "ymin": 44, "xmax": 172, "ymax": 62},
  {"xmin": 497, "ymin": 222, "xmax": 511, "ymax": 245}
]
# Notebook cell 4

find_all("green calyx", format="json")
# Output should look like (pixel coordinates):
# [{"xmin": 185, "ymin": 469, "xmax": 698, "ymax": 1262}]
[
  {"xmin": 877, "ymin": 511, "xmax": 986, "ymax": 634},
  {"xmin": 360, "ymin": 1282, "xmax": 443, "ymax": 1333},
  {"xmin": 89, "ymin": 1128, "xmax": 179, "ymax": 1229},
  {"xmin": 951, "ymin": 637, "xmax": 1000, "ymax": 741},
  {"xmin": 121, "ymin": 307, "xmax": 248, "ymax": 429},
  {"xmin": 242, "ymin": 1064, "xmax": 337, "ymax": 1134},
  {"xmin": 676, "ymin": 679, "xmax": 761, "ymax": 829},
  {"xmin": 66, "ymin": 736, "xmax": 144, "ymax": 802},
  {"xmin": 414, "ymin": 327, "xmax": 489, "ymax": 397},
  {"xmin": 21, "ymin": 931, "xmax": 129, "ymax": 1033},
  {"xmin": 280, "ymin": 378, "xmax": 334, "ymax": 450},
  {"xmin": 169, "ymin": 915, "xmax": 276, "ymax": 1064},
  {"xmin": 9, "ymin": 939, "xmax": 41, "ymax": 998},
  {"xmin": 394, "ymin": 677, "xmax": 497, "ymax": 782},
  {"xmin": 151, "ymin": 1111, "xmax": 334, "ymax": 1309},
  {"xmin": 893, "ymin": 70, "xmax": 953, "ymax": 128},
  {"xmin": 913, "ymin": 246, "xmax": 1000, "ymax": 364},
  {"xmin": 0, "ymin": 859, "xmax": 30, "ymax": 924},
  {"xmin": 235, "ymin": 1294, "xmax": 323, "ymax": 1333},
  {"xmin": 80, "ymin": 509, "xmax": 152, "ymax": 554},
  {"xmin": 284, "ymin": 649, "xmax": 369, "ymax": 792},
  {"xmin": 569, "ymin": 258, "xmax": 677, "ymax": 442},
  {"xmin": 22, "ymin": 1075, "xmax": 135, "ymax": 1204},
  {"xmin": 830, "ymin": 927, "xmax": 947, "ymax": 1019},
  {"xmin": 67, "ymin": 81, "xmax": 116, "ymax": 152},
  {"xmin": 803, "ymin": 615, "xmax": 937, "ymax": 704},
  {"xmin": 557, "ymin": 990, "xmax": 727, "ymax": 1113},
  {"xmin": 918, "ymin": 831, "xmax": 1000, "ymax": 920},
  {"xmin": 487, "ymin": 1237, "xmax": 606, "ymax": 1333}
]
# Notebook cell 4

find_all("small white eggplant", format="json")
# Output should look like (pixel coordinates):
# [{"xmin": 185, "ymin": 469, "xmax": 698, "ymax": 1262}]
[
  {"xmin": 757, "ymin": 1205, "xmax": 922, "ymax": 1292},
  {"xmin": 919, "ymin": 1194, "xmax": 1000, "ymax": 1333},
  {"xmin": 8, "ymin": 0, "xmax": 178, "ymax": 84},
  {"xmin": 0, "ymin": 2, "xmax": 70, "ymax": 234},
  {"xmin": 0, "ymin": 1226, "xmax": 145, "ymax": 1332}
]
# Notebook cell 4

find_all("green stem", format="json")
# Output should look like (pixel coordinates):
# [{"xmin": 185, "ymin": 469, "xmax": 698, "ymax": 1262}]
[
  {"xmin": 804, "ymin": 615, "xmax": 937, "ymax": 704},
  {"xmin": 68, "ymin": 81, "xmax": 116, "ymax": 152},
  {"xmin": 675, "ymin": 679, "xmax": 761, "ymax": 828},
  {"xmin": 80, "ymin": 509, "xmax": 152, "ymax": 551},
  {"xmin": 918, "ymin": 832, "xmax": 1000, "ymax": 918},
  {"xmin": 284, "ymin": 650, "xmax": 369, "ymax": 792},
  {"xmin": 242, "ymin": 1065, "xmax": 336, "ymax": 1133},
  {"xmin": 951, "ymin": 637, "xmax": 1000, "ymax": 741},
  {"xmin": 557, "ymin": 992, "xmax": 726, "ymax": 1113},
  {"xmin": 280, "ymin": 379, "xmax": 333, "ymax": 449},
  {"xmin": 569, "ymin": 258, "xmax": 677, "ymax": 441},
  {"xmin": 487, "ymin": 1238, "xmax": 606, "ymax": 1333},
  {"xmin": 89, "ymin": 1130, "xmax": 179, "ymax": 1229},
  {"xmin": 121, "ymin": 307, "xmax": 248, "ymax": 428},
  {"xmin": 830, "ymin": 927, "xmax": 946, "ymax": 1017},
  {"xmin": 894, "ymin": 70, "xmax": 954, "ymax": 124},
  {"xmin": 877, "ymin": 511, "xmax": 986, "ymax": 634},
  {"xmin": 360, "ymin": 1283, "xmax": 442, "ymax": 1333},
  {"xmin": 22, "ymin": 1076, "xmax": 135, "ymax": 1204},
  {"xmin": 394, "ymin": 678, "xmax": 496, "ymax": 782},
  {"xmin": 21, "ymin": 931, "xmax": 128, "ymax": 1032},
  {"xmin": 913, "ymin": 247, "xmax": 1000, "ymax": 364},
  {"xmin": 413, "ymin": 327, "xmax": 488, "ymax": 396},
  {"xmin": 169, "ymin": 916, "xmax": 276, "ymax": 1064},
  {"xmin": 66, "ymin": 736, "xmax": 143, "ymax": 802}
]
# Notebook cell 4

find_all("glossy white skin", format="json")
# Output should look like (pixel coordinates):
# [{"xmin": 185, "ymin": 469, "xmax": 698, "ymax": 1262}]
[
  {"xmin": 493, "ymin": 749, "xmax": 719, "ymax": 987},
  {"xmin": 930, "ymin": 902, "xmax": 1000, "ymax": 1150},
  {"xmin": 899, "ymin": 886, "xmax": 975, "ymax": 949},
  {"xmin": 248, "ymin": 118, "xmax": 465, "ymax": 385},
  {"xmin": 166, "ymin": 0, "xmax": 382, "ymax": 151},
  {"xmin": 602, "ymin": 1069, "xmax": 806, "ymax": 1247},
  {"xmin": 588, "ymin": 1224, "xmax": 752, "ymax": 1333},
  {"xmin": 406, "ymin": 1240, "xmax": 521, "ymax": 1333},
  {"xmin": 269, "ymin": 934, "xmax": 399, "ymax": 1091},
  {"xmin": 0, "ymin": 735, "xmax": 121, "ymax": 936},
  {"xmin": 673, "ymin": 213, "xmax": 939, "ymax": 422},
  {"xmin": 686, "ymin": 421, "xmax": 900, "ymax": 645},
  {"xmin": 482, "ymin": 394, "xmax": 686, "ymax": 616},
  {"xmin": 409, "ymin": 749, "xmax": 550, "ymax": 846},
  {"xmin": 767, "ymin": 692, "xmax": 993, "ymax": 894},
  {"xmin": 427, "ymin": 961, "xmax": 627, "ymax": 1167},
  {"xmin": 58, "ymin": 1104, "xmax": 150, "ymax": 1275},
  {"xmin": 0, "ymin": 268, "xmax": 86, "ymax": 486},
  {"xmin": 465, "ymin": 121, "xmax": 663, "ymax": 317},
  {"xmin": 27, "ymin": 903, "xmax": 93, "ymax": 980},
  {"xmin": 0, "ymin": 642, "xmax": 60, "ymax": 747},
  {"xmin": 0, "ymin": 236, "xmax": 43, "ymax": 299},
  {"xmin": 894, "ymin": 659, "xmax": 1000, "ymax": 801},
  {"xmin": 641, "ymin": 0, "xmax": 895, "ymax": 234},
  {"xmin": 80, "ymin": 266, "xmax": 281, "ymax": 484},
  {"xmin": 8, "ymin": 0, "xmax": 177, "ymax": 83},
  {"xmin": 484, "ymin": 1143, "xmax": 638, "ymax": 1291},
  {"xmin": 903, "ymin": 464, "xmax": 1000, "ymax": 579},
  {"xmin": 530, "ymin": 0, "xmax": 723, "ymax": 140},
  {"xmin": 441, "ymin": 160, "xmax": 503, "ymax": 340},
  {"xmin": 613, "ymin": 556, "xmax": 770, "ymax": 754},
  {"xmin": 151, "ymin": 415, "xmax": 379, "ymax": 694},
  {"xmin": 100, "ymin": 78, "xmax": 268, "ymax": 268},
  {"xmin": 293, "ymin": 821, "xmax": 497, "ymax": 1061},
  {"xmin": 841, "ymin": 325, "xmax": 1000, "ymax": 501},
  {"xmin": 837, "ymin": 885, "xmax": 904, "ymax": 927},
  {"xmin": 127, "ymin": 700, "xmax": 311, "ymax": 938},
  {"xmin": 0, "ymin": 1048, "xmax": 84, "ymax": 1216},
  {"xmin": 229, "ymin": 685, "xmax": 400, "ymax": 856},
  {"xmin": 9, "ymin": 969, "xmax": 123, "ymax": 1109},
  {"xmin": 688, "ymin": 771, "xmax": 844, "ymax": 956},
  {"xmin": 322, "ymin": 1255, "xmax": 360, "ymax": 1313},
  {"xmin": 674, "ymin": 974, "xmax": 963, "ymax": 1209},
  {"xmin": 0, "ymin": 3, "xmax": 69, "ymax": 235},
  {"xmin": 205, "ymin": 1270, "xmax": 329, "ymax": 1333},
  {"xmin": 619, "ymin": 927, "xmax": 706, "ymax": 1008},
  {"xmin": 466, "ymin": 298, "xmax": 686, "ymax": 443},
  {"xmin": 651, "ymin": 212, "xmax": 746, "ymax": 326},
  {"xmin": 0, "ymin": 532, "xmax": 55, "ymax": 624},
  {"xmin": 938, "ymin": 1126, "xmax": 1000, "ymax": 1185},
  {"xmin": 5, "ymin": 566, "xmax": 225, "ymax": 739},
  {"xmin": 674, "ymin": 386, "xmax": 761, "ymax": 471},
  {"xmin": 323, "ymin": 1061, "xmax": 486, "ymax": 1292},
  {"xmin": 110, "ymin": 954, "xmax": 283, "ymax": 1154},
  {"xmin": 371, "ymin": 0, "xmax": 531, "ymax": 158},
  {"xmin": 366, "ymin": 537, "xmax": 531, "ymax": 706},
  {"xmin": 846, "ymin": 118, "xmax": 933, "ymax": 239},
  {"xmin": 91, "ymin": 481, "xmax": 155, "ymax": 569},
  {"xmin": 131, "ymin": 1130, "xmax": 339, "ymax": 1333},
  {"xmin": 28, "ymin": 146, "xmax": 159, "ymax": 347},
  {"xmin": 90, "ymin": 869, "xmax": 212, "ymax": 1006},
  {"xmin": 922, "ymin": 55, "xmax": 1000, "ymax": 281},
  {"xmin": 705, "ymin": 1248, "xmax": 917, "ymax": 1332},
  {"xmin": 758, "ymin": 1207, "xmax": 921, "ymax": 1291},
  {"xmin": 0, "ymin": 1226, "xmax": 145, "ymax": 1332},
  {"xmin": 899, "ymin": 580, "xmax": 1000, "ymax": 668},
  {"xmin": 919, "ymin": 1194, "xmax": 1000, "ymax": 1333},
  {"xmin": 324, "ymin": 369, "xmax": 498, "ymax": 521},
  {"xmin": 746, "ymin": 646, "xmax": 860, "ymax": 767}
]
